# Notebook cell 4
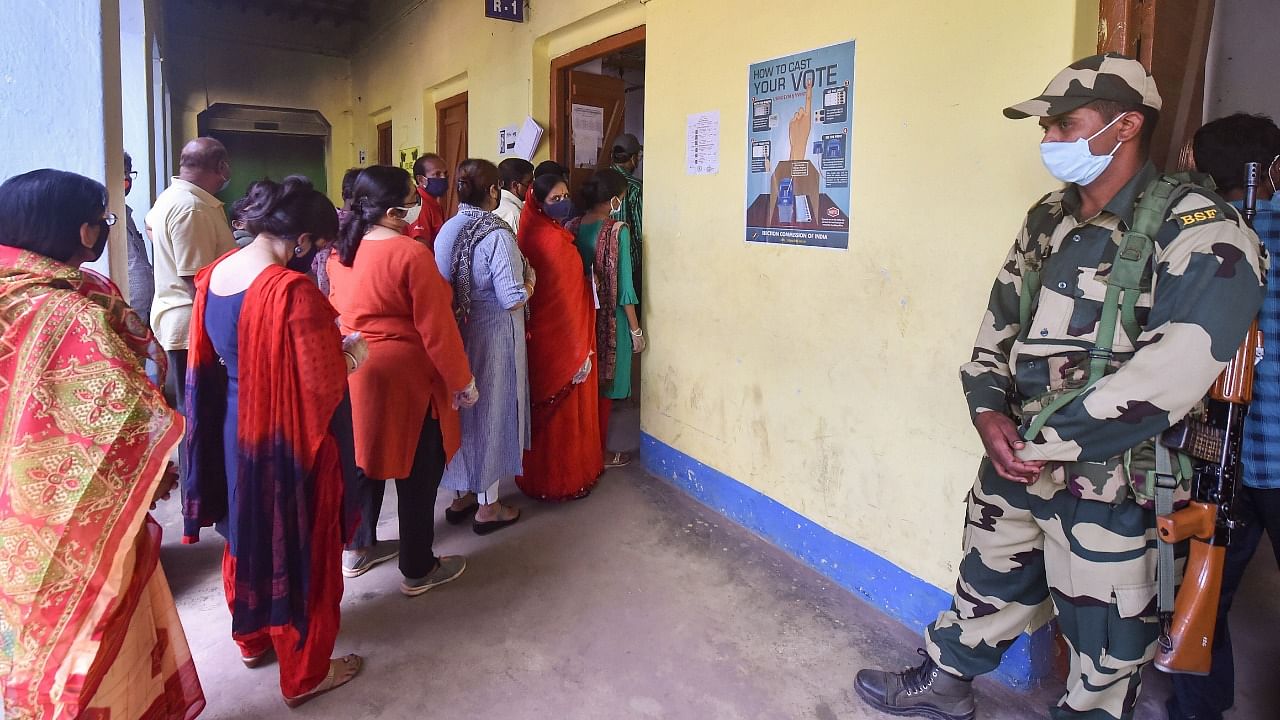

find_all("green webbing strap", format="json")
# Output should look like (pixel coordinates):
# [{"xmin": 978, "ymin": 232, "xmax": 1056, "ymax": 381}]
[
  {"xmin": 1154, "ymin": 443, "xmax": 1179, "ymax": 623},
  {"xmin": 1019, "ymin": 269, "xmax": 1039, "ymax": 332},
  {"xmin": 1023, "ymin": 176, "xmax": 1184, "ymax": 441}
]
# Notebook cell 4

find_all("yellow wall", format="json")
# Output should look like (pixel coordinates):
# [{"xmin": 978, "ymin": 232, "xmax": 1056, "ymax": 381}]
[
  {"xmin": 348, "ymin": 0, "xmax": 643, "ymax": 167},
  {"xmin": 637, "ymin": 0, "xmax": 1090, "ymax": 588},
  {"xmin": 189, "ymin": 0, "xmax": 1102, "ymax": 590}
]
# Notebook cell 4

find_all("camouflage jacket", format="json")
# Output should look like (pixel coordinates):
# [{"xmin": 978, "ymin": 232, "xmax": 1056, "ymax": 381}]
[{"xmin": 961, "ymin": 162, "xmax": 1265, "ymax": 503}]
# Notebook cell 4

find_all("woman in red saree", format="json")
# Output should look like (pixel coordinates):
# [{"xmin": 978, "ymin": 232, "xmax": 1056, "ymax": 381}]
[
  {"xmin": 183, "ymin": 177, "xmax": 362, "ymax": 707},
  {"xmin": 0, "ymin": 169, "xmax": 203, "ymax": 719},
  {"xmin": 515, "ymin": 174, "xmax": 603, "ymax": 500}
]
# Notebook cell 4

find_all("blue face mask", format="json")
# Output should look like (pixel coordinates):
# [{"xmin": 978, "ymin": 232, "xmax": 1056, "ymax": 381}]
[
  {"xmin": 1039, "ymin": 112, "xmax": 1127, "ymax": 186},
  {"xmin": 545, "ymin": 199, "xmax": 575, "ymax": 221},
  {"xmin": 423, "ymin": 177, "xmax": 448, "ymax": 198}
]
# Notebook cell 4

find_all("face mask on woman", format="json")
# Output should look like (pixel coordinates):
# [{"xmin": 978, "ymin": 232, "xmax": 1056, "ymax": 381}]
[
  {"xmin": 609, "ymin": 196, "xmax": 622, "ymax": 217},
  {"xmin": 398, "ymin": 202, "xmax": 422, "ymax": 226},
  {"xmin": 545, "ymin": 199, "xmax": 575, "ymax": 221},
  {"xmin": 87, "ymin": 218, "xmax": 110, "ymax": 261},
  {"xmin": 286, "ymin": 240, "xmax": 320, "ymax": 273}
]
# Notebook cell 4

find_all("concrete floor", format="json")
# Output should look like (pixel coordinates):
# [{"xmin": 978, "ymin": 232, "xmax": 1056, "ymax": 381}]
[{"xmin": 153, "ymin": 405, "xmax": 1279, "ymax": 719}]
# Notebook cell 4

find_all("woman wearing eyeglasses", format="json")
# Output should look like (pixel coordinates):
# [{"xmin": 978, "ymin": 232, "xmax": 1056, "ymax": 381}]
[
  {"xmin": 326, "ymin": 165, "xmax": 478, "ymax": 596},
  {"xmin": 0, "ymin": 169, "xmax": 203, "ymax": 719}
]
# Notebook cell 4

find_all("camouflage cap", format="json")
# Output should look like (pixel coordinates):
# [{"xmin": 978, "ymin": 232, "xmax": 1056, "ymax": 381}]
[{"xmin": 1003, "ymin": 53, "xmax": 1161, "ymax": 119}]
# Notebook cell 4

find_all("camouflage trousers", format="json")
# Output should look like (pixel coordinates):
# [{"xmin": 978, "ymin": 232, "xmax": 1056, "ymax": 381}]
[{"xmin": 925, "ymin": 459, "xmax": 1159, "ymax": 720}]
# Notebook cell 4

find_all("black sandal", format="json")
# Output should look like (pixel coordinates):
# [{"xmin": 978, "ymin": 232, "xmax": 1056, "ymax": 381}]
[
  {"xmin": 445, "ymin": 501, "xmax": 479, "ymax": 525},
  {"xmin": 473, "ymin": 509, "xmax": 520, "ymax": 536}
]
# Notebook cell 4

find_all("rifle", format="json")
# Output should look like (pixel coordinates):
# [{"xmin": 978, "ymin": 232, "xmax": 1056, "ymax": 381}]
[{"xmin": 1154, "ymin": 161, "xmax": 1264, "ymax": 675}]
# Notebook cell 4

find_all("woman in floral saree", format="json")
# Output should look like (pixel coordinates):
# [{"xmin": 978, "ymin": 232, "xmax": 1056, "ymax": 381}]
[{"xmin": 0, "ymin": 169, "xmax": 204, "ymax": 719}]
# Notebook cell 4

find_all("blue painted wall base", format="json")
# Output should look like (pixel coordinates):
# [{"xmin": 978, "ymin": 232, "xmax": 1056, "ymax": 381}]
[{"xmin": 641, "ymin": 433, "xmax": 1055, "ymax": 689}]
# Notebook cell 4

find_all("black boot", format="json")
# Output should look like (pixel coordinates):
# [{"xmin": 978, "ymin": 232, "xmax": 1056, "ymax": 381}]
[{"xmin": 854, "ymin": 649, "xmax": 976, "ymax": 720}]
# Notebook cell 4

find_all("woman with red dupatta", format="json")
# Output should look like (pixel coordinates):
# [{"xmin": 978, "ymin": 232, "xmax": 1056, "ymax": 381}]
[
  {"xmin": 0, "ymin": 169, "xmax": 203, "ymax": 720},
  {"xmin": 183, "ymin": 177, "xmax": 363, "ymax": 708},
  {"xmin": 515, "ymin": 175, "xmax": 603, "ymax": 500}
]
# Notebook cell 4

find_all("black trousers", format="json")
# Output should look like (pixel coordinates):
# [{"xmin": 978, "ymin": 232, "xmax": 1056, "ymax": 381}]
[
  {"xmin": 1168, "ymin": 485, "xmax": 1280, "ymax": 720},
  {"xmin": 346, "ymin": 413, "xmax": 446, "ymax": 580},
  {"xmin": 165, "ymin": 349, "xmax": 188, "ymax": 411},
  {"xmin": 166, "ymin": 349, "xmax": 189, "ymax": 492}
]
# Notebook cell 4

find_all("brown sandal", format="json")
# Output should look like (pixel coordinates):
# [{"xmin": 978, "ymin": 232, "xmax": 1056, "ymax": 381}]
[{"xmin": 283, "ymin": 654, "xmax": 363, "ymax": 708}]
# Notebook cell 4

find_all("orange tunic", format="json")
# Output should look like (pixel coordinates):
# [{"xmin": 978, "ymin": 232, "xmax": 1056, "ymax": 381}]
[{"xmin": 327, "ymin": 234, "xmax": 473, "ymax": 478}]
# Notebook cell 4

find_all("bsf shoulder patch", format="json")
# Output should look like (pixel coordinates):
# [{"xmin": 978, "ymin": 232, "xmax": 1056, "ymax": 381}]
[{"xmin": 1174, "ymin": 206, "xmax": 1225, "ymax": 229}]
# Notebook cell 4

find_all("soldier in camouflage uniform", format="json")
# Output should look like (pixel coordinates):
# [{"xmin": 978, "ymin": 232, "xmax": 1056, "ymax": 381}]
[{"xmin": 854, "ymin": 54, "xmax": 1264, "ymax": 720}]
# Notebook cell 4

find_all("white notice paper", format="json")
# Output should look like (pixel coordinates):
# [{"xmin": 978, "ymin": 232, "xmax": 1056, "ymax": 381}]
[
  {"xmin": 686, "ymin": 110, "xmax": 720, "ymax": 175},
  {"xmin": 513, "ymin": 116, "xmax": 544, "ymax": 161},
  {"xmin": 497, "ymin": 124, "xmax": 519, "ymax": 155},
  {"xmin": 571, "ymin": 104, "xmax": 605, "ymax": 167}
]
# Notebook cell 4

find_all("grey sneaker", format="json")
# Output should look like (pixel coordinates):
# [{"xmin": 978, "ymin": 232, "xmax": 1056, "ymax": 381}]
[
  {"xmin": 341, "ymin": 540, "xmax": 400, "ymax": 578},
  {"xmin": 854, "ymin": 650, "xmax": 976, "ymax": 720},
  {"xmin": 400, "ymin": 555, "xmax": 467, "ymax": 597}
]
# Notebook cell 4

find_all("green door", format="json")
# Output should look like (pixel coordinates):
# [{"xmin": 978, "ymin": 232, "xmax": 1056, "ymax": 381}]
[{"xmin": 211, "ymin": 131, "xmax": 328, "ymax": 212}]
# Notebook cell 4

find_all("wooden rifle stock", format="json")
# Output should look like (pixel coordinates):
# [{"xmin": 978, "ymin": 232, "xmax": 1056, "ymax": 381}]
[
  {"xmin": 1154, "ymin": 322, "xmax": 1260, "ymax": 675},
  {"xmin": 1154, "ymin": 162, "xmax": 1263, "ymax": 676},
  {"xmin": 1154, "ymin": 502, "xmax": 1223, "ymax": 674}
]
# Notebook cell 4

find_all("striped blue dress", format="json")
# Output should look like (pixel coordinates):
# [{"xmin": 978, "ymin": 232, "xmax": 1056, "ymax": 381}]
[{"xmin": 435, "ymin": 205, "xmax": 531, "ymax": 494}]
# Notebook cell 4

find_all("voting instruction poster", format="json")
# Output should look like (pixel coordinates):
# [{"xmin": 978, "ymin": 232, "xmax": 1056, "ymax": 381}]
[{"xmin": 745, "ymin": 41, "xmax": 855, "ymax": 249}]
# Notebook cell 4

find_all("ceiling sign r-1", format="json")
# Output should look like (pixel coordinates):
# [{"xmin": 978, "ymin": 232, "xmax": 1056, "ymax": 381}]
[{"xmin": 485, "ymin": 0, "xmax": 524, "ymax": 23}]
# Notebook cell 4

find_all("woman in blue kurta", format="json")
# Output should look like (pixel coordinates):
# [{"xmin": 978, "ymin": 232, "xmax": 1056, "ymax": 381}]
[
  {"xmin": 566, "ymin": 168, "xmax": 644, "ymax": 468},
  {"xmin": 184, "ymin": 176, "xmax": 363, "ymax": 707},
  {"xmin": 436, "ymin": 159, "xmax": 532, "ymax": 535}
]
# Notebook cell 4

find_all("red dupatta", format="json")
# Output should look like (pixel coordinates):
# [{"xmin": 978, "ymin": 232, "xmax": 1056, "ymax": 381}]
[
  {"xmin": 518, "ymin": 188, "xmax": 595, "ymax": 402},
  {"xmin": 183, "ymin": 257, "xmax": 347, "ymax": 642},
  {"xmin": 0, "ymin": 247, "xmax": 184, "ymax": 717}
]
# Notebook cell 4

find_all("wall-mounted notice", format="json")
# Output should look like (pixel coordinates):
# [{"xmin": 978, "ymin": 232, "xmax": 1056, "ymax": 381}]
[
  {"xmin": 399, "ymin": 146, "xmax": 420, "ymax": 173},
  {"xmin": 498, "ymin": 124, "xmax": 519, "ymax": 155},
  {"xmin": 686, "ymin": 111, "xmax": 720, "ymax": 175},
  {"xmin": 745, "ymin": 40, "xmax": 855, "ymax": 249},
  {"xmin": 571, "ymin": 104, "xmax": 604, "ymax": 168},
  {"xmin": 513, "ymin": 116, "xmax": 544, "ymax": 161}
]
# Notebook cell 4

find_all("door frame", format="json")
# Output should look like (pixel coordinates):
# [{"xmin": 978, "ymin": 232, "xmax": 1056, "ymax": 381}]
[
  {"xmin": 376, "ymin": 120, "xmax": 393, "ymax": 166},
  {"xmin": 1098, "ymin": 0, "xmax": 1216, "ymax": 170},
  {"xmin": 549, "ymin": 25, "xmax": 646, "ymax": 165},
  {"xmin": 436, "ymin": 91, "xmax": 469, "ymax": 216}
]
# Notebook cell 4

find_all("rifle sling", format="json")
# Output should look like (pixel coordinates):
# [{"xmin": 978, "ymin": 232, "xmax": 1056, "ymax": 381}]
[{"xmin": 1154, "ymin": 444, "xmax": 1179, "ymax": 625}]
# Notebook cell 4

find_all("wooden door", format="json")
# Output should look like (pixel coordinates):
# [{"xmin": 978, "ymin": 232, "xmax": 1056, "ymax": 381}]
[
  {"xmin": 1099, "ymin": 0, "xmax": 1216, "ymax": 170},
  {"xmin": 436, "ymin": 92, "xmax": 469, "ymax": 218},
  {"xmin": 376, "ymin": 121, "xmax": 393, "ymax": 166},
  {"xmin": 565, "ymin": 71, "xmax": 626, "ymax": 196}
]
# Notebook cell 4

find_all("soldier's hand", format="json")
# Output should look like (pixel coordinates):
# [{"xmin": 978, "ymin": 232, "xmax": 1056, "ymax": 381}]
[{"xmin": 975, "ymin": 412, "xmax": 1044, "ymax": 484}]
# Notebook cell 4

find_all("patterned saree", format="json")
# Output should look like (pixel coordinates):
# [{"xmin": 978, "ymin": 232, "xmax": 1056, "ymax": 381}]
[{"xmin": 0, "ymin": 247, "xmax": 204, "ymax": 719}]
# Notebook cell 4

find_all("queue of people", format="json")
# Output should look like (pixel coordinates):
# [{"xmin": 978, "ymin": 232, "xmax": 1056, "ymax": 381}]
[{"xmin": 0, "ymin": 133, "xmax": 647, "ymax": 716}]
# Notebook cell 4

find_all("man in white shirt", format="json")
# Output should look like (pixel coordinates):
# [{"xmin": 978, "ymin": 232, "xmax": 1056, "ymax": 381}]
[
  {"xmin": 494, "ymin": 158, "xmax": 534, "ymax": 234},
  {"xmin": 146, "ymin": 137, "xmax": 236, "ymax": 410}
]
